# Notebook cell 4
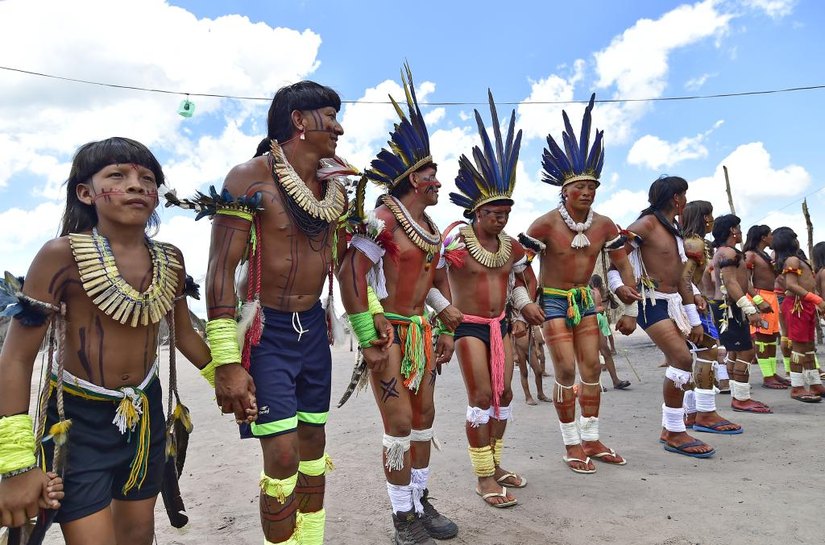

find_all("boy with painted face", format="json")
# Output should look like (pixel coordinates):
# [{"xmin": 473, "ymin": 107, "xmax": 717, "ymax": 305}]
[
  {"xmin": 442, "ymin": 92, "xmax": 544, "ymax": 508},
  {"xmin": 524, "ymin": 95, "xmax": 640, "ymax": 475},
  {"xmin": 0, "ymin": 137, "xmax": 211, "ymax": 544}
]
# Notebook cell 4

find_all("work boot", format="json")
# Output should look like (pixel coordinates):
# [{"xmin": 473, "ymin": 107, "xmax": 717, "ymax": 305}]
[
  {"xmin": 420, "ymin": 489, "xmax": 458, "ymax": 540},
  {"xmin": 392, "ymin": 508, "xmax": 436, "ymax": 545}
]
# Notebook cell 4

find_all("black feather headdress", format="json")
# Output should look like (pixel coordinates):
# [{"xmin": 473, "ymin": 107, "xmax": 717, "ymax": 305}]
[
  {"xmin": 450, "ymin": 90, "xmax": 522, "ymax": 219},
  {"xmin": 541, "ymin": 93, "xmax": 604, "ymax": 188},
  {"xmin": 365, "ymin": 63, "xmax": 433, "ymax": 190}
]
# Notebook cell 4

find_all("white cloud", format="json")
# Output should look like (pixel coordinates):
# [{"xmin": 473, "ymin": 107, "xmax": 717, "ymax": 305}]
[
  {"xmin": 594, "ymin": 189, "xmax": 649, "ymax": 228},
  {"xmin": 516, "ymin": 60, "xmax": 584, "ymax": 143},
  {"xmin": 685, "ymin": 73, "xmax": 715, "ymax": 90},
  {"xmin": 424, "ymin": 108, "xmax": 446, "ymax": 126},
  {"xmin": 155, "ymin": 214, "xmax": 213, "ymax": 316},
  {"xmin": 0, "ymin": 201, "xmax": 65, "ymax": 275},
  {"xmin": 627, "ymin": 120, "xmax": 724, "ymax": 170},
  {"xmin": 741, "ymin": 0, "xmax": 796, "ymax": 18},
  {"xmin": 688, "ymin": 142, "xmax": 810, "ymax": 217}
]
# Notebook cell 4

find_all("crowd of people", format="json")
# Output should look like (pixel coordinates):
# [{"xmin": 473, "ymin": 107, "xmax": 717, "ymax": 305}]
[{"xmin": 1, "ymin": 66, "xmax": 823, "ymax": 545}]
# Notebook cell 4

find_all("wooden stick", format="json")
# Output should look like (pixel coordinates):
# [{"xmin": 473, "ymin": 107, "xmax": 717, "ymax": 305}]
[
  {"xmin": 801, "ymin": 199, "xmax": 822, "ymax": 344},
  {"xmin": 723, "ymin": 165, "xmax": 736, "ymax": 215}
]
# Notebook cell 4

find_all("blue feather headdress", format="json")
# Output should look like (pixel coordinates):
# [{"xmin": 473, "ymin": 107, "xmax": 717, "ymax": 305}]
[
  {"xmin": 449, "ymin": 90, "xmax": 522, "ymax": 218},
  {"xmin": 541, "ymin": 93, "xmax": 604, "ymax": 188},
  {"xmin": 366, "ymin": 63, "xmax": 433, "ymax": 190}
]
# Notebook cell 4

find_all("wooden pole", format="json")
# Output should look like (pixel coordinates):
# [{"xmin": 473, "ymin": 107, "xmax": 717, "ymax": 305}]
[
  {"xmin": 723, "ymin": 165, "xmax": 736, "ymax": 215},
  {"xmin": 801, "ymin": 199, "xmax": 822, "ymax": 344}
]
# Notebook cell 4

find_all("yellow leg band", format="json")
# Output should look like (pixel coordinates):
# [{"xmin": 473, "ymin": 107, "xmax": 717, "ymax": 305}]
[
  {"xmin": 468, "ymin": 445, "xmax": 495, "ymax": 477},
  {"xmin": 298, "ymin": 453, "xmax": 334, "ymax": 477},
  {"xmin": 492, "ymin": 438, "xmax": 504, "ymax": 467},
  {"xmin": 260, "ymin": 471, "xmax": 298, "ymax": 504},
  {"xmin": 299, "ymin": 509, "xmax": 325, "ymax": 545}
]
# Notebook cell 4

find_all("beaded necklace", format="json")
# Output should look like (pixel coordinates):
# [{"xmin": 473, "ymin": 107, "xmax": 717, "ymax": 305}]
[
  {"xmin": 381, "ymin": 195, "xmax": 441, "ymax": 268},
  {"xmin": 69, "ymin": 228, "xmax": 180, "ymax": 327},
  {"xmin": 459, "ymin": 224, "xmax": 511, "ymax": 269}
]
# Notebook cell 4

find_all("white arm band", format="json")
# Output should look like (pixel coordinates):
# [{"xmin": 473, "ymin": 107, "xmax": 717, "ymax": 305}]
[
  {"xmin": 736, "ymin": 295, "xmax": 758, "ymax": 316},
  {"xmin": 683, "ymin": 303, "xmax": 701, "ymax": 327},
  {"xmin": 691, "ymin": 283, "xmax": 700, "ymax": 296},
  {"xmin": 426, "ymin": 287, "xmax": 450, "ymax": 314},
  {"xmin": 512, "ymin": 255, "xmax": 529, "ymax": 274},
  {"xmin": 607, "ymin": 269, "xmax": 624, "ymax": 294},
  {"xmin": 511, "ymin": 286, "xmax": 533, "ymax": 311}
]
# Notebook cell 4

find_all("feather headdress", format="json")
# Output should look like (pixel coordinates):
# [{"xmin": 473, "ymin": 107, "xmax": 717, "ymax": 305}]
[
  {"xmin": 541, "ymin": 93, "xmax": 604, "ymax": 188},
  {"xmin": 365, "ymin": 63, "xmax": 433, "ymax": 190},
  {"xmin": 450, "ymin": 90, "xmax": 522, "ymax": 218}
]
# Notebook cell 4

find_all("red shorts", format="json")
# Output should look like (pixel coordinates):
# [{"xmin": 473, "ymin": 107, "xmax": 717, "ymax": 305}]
[{"xmin": 781, "ymin": 296, "xmax": 816, "ymax": 343}]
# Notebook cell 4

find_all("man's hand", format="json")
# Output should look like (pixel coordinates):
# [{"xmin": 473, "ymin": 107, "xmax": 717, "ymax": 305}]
[
  {"xmin": 215, "ymin": 364, "xmax": 258, "ymax": 424},
  {"xmin": 362, "ymin": 345, "xmax": 389, "ymax": 374},
  {"xmin": 615, "ymin": 285, "xmax": 642, "ymax": 305},
  {"xmin": 757, "ymin": 301, "xmax": 773, "ymax": 313},
  {"xmin": 616, "ymin": 315, "xmax": 637, "ymax": 336},
  {"xmin": 694, "ymin": 294, "xmax": 707, "ymax": 313},
  {"xmin": 0, "ymin": 468, "xmax": 51, "ymax": 528},
  {"xmin": 372, "ymin": 314, "xmax": 395, "ymax": 349},
  {"xmin": 39, "ymin": 471, "xmax": 64, "ymax": 510},
  {"xmin": 511, "ymin": 320, "xmax": 527, "ymax": 338},
  {"xmin": 688, "ymin": 325, "xmax": 704, "ymax": 344},
  {"xmin": 521, "ymin": 303, "xmax": 545, "ymax": 326},
  {"xmin": 435, "ymin": 334, "xmax": 455, "ymax": 366},
  {"xmin": 745, "ymin": 312, "xmax": 762, "ymax": 325},
  {"xmin": 437, "ymin": 305, "xmax": 463, "ymax": 332}
]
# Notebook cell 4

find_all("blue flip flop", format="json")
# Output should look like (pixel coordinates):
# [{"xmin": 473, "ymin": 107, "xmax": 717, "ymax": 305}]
[
  {"xmin": 693, "ymin": 420, "xmax": 743, "ymax": 435},
  {"xmin": 663, "ymin": 440, "xmax": 715, "ymax": 458}
]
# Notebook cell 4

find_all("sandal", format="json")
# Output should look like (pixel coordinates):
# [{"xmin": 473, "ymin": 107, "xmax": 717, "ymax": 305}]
[
  {"xmin": 475, "ymin": 486, "xmax": 518, "ymax": 508},
  {"xmin": 562, "ymin": 455, "xmax": 596, "ymax": 474},
  {"xmin": 589, "ymin": 448, "xmax": 626, "ymax": 465},
  {"xmin": 496, "ymin": 473, "xmax": 527, "ymax": 488}
]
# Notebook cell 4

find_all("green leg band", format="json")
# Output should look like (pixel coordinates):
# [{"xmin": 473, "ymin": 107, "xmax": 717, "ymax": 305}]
[
  {"xmin": 299, "ymin": 509, "xmax": 325, "ymax": 545},
  {"xmin": 757, "ymin": 357, "xmax": 775, "ymax": 379}
]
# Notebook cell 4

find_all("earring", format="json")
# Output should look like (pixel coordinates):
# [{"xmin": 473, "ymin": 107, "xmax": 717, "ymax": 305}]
[{"xmin": 299, "ymin": 126, "xmax": 306, "ymax": 140}]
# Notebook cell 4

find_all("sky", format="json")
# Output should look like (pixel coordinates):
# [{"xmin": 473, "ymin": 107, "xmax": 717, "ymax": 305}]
[{"xmin": 1, "ymin": 0, "xmax": 824, "ymax": 316}]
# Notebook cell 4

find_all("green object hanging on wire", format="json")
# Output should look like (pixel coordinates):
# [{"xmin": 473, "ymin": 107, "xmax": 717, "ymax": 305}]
[{"xmin": 178, "ymin": 96, "xmax": 195, "ymax": 118}]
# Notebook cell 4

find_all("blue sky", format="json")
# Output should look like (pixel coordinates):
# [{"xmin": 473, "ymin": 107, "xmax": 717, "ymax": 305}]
[{"xmin": 1, "ymin": 0, "xmax": 823, "ymax": 315}]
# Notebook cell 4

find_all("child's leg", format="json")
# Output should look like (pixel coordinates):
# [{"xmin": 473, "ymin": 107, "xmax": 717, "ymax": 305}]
[
  {"xmin": 61, "ymin": 507, "xmax": 117, "ymax": 545},
  {"xmin": 111, "ymin": 496, "xmax": 158, "ymax": 545}
]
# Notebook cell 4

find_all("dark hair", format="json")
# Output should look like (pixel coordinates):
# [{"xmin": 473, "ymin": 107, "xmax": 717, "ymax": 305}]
[
  {"xmin": 711, "ymin": 214, "xmax": 740, "ymax": 248},
  {"xmin": 682, "ymin": 200, "xmax": 713, "ymax": 238},
  {"xmin": 387, "ymin": 162, "xmax": 438, "ymax": 200},
  {"xmin": 771, "ymin": 226, "xmax": 800, "ymax": 273},
  {"xmin": 254, "ymin": 81, "xmax": 342, "ymax": 157},
  {"xmin": 639, "ymin": 175, "xmax": 688, "ymax": 217},
  {"xmin": 742, "ymin": 225, "xmax": 771, "ymax": 253},
  {"xmin": 589, "ymin": 274, "xmax": 604, "ymax": 289},
  {"xmin": 60, "ymin": 137, "xmax": 163, "ymax": 236},
  {"xmin": 813, "ymin": 241, "xmax": 825, "ymax": 272}
]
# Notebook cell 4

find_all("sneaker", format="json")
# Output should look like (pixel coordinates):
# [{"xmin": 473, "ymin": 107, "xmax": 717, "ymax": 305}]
[
  {"xmin": 392, "ymin": 508, "xmax": 436, "ymax": 545},
  {"xmin": 420, "ymin": 489, "xmax": 458, "ymax": 540}
]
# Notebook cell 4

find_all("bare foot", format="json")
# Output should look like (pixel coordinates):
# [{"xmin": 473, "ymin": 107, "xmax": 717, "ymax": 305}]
[
  {"xmin": 562, "ymin": 444, "xmax": 595, "ymax": 473},
  {"xmin": 525, "ymin": 397, "xmax": 537, "ymax": 406},
  {"xmin": 684, "ymin": 412, "xmax": 696, "ymax": 428},
  {"xmin": 761, "ymin": 376, "xmax": 788, "ymax": 389},
  {"xmin": 694, "ymin": 411, "xmax": 742, "ymax": 433},
  {"xmin": 809, "ymin": 383, "xmax": 825, "ymax": 397},
  {"xmin": 790, "ymin": 386, "xmax": 822, "ymax": 403},
  {"xmin": 476, "ymin": 476, "xmax": 517, "ymax": 506},
  {"xmin": 537, "ymin": 393, "xmax": 551, "ymax": 402},
  {"xmin": 731, "ymin": 398, "xmax": 773, "ymax": 413}
]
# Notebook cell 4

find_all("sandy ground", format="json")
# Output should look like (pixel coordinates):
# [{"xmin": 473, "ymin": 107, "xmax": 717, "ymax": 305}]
[{"xmin": 35, "ymin": 330, "xmax": 824, "ymax": 545}]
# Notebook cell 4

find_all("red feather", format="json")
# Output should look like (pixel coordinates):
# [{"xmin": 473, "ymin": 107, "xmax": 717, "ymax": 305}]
[{"xmin": 443, "ymin": 248, "xmax": 468, "ymax": 269}]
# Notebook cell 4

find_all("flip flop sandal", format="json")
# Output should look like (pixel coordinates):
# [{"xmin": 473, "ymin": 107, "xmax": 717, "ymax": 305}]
[
  {"xmin": 496, "ymin": 473, "xmax": 528, "ymax": 488},
  {"xmin": 791, "ymin": 393, "xmax": 822, "ymax": 403},
  {"xmin": 663, "ymin": 440, "xmax": 715, "ymax": 458},
  {"xmin": 613, "ymin": 380, "xmax": 631, "ymax": 390},
  {"xmin": 589, "ymin": 448, "xmax": 627, "ymax": 465},
  {"xmin": 476, "ymin": 487, "xmax": 518, "ymax": 508},
  {"xmin": 562, "ymin": 455, "xmax": 596, "ymax": 474},
  {"xmin": 692, "ymin": 420, "xmax": 743, "ymax": 435}
]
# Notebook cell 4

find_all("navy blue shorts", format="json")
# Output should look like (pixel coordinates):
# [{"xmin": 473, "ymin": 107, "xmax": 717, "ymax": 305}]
[
  {"xmin": 709, "ymin": 300, "xmax": 753, "ymax": 351},
  {"xmin": 636, "ymin": 298, "xmax": 671, "ymax": 330},
  {"xmin": 542, "ymin": 292, "xmax": 596, "ymax": 323},
  {"xmin": 454, "ymin": 319, "xmax": 508, "ymax": 346},
  {"xmin": 700, "ymin": 310, "xmax": 719, "ymax": 339},
  {"xmin": 44, "ymin": 376, "xmax": 165, "ymax": 523},
  {"xmin": 240, "ymin": 302, "xmax": 332, "ymax": 438}
]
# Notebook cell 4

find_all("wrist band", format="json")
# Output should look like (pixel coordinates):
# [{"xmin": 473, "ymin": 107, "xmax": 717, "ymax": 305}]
[
  {"xmin": 425, "ymin": 287, "xmax": 450, "ymax": 314},
  {"xmin": 752, "ymin": 294, "xmax": 765, "ymax": 306},
  {"xmin": 691, "ymin": 283, "xmax": 701, "ymax": 295},
  {"xmin": 435, "ymin": 319, "xmax": 455, "ymax": 337},
  {"xmin": 736, "ymin": 295, "xmax": 758, "ymax": 316},
  {"xmin": 0, "ymin": 414, "xmax": 37, "ymax": 476},
  {"xmin": 622, "ymin": 300, "xmax": 639, "ymax": 318},
  {"xmin": 348, "ymin": 311, "xmax": 379, "ymax": 348},
  {"xmin": 683, "ymin": 303, "xmax": 702, "ymax": 327},
  {"xmin": 607, "ymin": 269, "xmax": 623, "ymax": 293},
  {"xmin": 206, "ymin": 318, "xmax": 242, "ymax": 366},
  {"xmin": 199, "ymin": 360, "xmax": 219, "ymax": 387},
  {"xmin": 367, "ymin": 286, "xmax": 385, "ymax": 316},
  {"xmin": 803, "ymin": 291, "xmax": 824, "ymax": 306},
  {"xmin": 511, "ymin": 286, "xmax": 532, "ymax": 311}
]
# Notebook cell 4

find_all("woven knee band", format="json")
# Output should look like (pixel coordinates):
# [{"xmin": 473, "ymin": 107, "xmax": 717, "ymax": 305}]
[
  {"xmin": 410, "ymin": 427, "xmax": 433, "ymax": 442},
  {"xmin": 492, "ymin": 438, "xmax": 504, "ymax": 466},
  {"xmin": 489, "ymin": 404, "xmax": 512, "ymax": 421},
  {"xmin": 466, "ymin": 406, "xmax": 490, "ymax": 428},
  {"xmin": 383, "ymin": 434, "xmax": 410, "ymax": 472},
  {"xmin": 468, "ymin": 445, "xmax": 495, "ymax": 477},
  {"xmin": 260, "ymin": 471, "xmax": 298, "ymax": 504},
  {"xmin": 298, "ymin": 453, "xmax": 334, "ymax": 477},
  {"xmin": 579, "ymin": 416, "xmax": 599, "ymax": 442},
  {"xmin": 299, "ymin": 509, "xmax": 325, "ymax": 545},
  {"xmin": 665, "ymin": 366, "xmax": 693, "ymax": 390}
]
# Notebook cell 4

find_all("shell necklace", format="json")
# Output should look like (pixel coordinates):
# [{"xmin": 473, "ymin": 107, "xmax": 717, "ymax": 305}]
[
  {"xmin": 382, "ymin": 195, "xmax": 441, "ymax": 268},
  {"xmin": 460, "ymin": 224, "xmax": 511, "ymax": 268}
]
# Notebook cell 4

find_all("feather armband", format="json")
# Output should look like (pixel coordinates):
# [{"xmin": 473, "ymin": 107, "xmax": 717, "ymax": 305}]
[
  {"xmin": 0, "ymin": 272, "xmax": 59, "ymax": 327},
  {"xmin": 604, "ymin": 233, "xmax": 628, "ymax": 252},
  {"xmin": 517, "ymin": 233, "xmax": 546, "ymax": 254},
  {"xmin": 163, "ymin": 185, "xmax": 264, "ymax": 221}
]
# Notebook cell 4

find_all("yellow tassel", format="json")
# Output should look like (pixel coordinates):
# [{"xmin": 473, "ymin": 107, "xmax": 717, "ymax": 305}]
[
  {"xmin": 48, "ymin": 420, "xmax": 73, "ymax": 446},
  {"xmin": 173, "ymin": 403, "xmax": 193, "ymax": 433},
  {"xmin": 324, "ymin": 453, "xmax": 335, "ymax": 473},
  {"xmin": 166, "ymin": 431, "xmax": 176, "ymax": 458}
]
